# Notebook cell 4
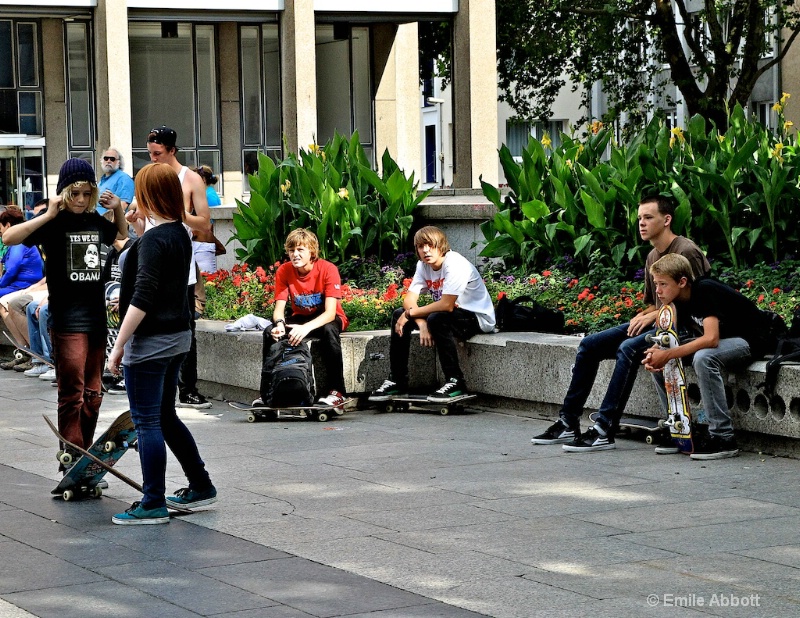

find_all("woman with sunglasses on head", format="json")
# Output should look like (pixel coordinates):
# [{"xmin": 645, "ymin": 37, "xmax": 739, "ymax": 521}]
[{"xmin": 105, "ymin": 162, "xmax": 217, "ymax": 525}]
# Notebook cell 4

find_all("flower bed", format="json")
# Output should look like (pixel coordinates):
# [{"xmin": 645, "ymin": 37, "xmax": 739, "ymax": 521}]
[{"xmin": 203, "ymin": 260, "xmax": 799, "ymax": 334}]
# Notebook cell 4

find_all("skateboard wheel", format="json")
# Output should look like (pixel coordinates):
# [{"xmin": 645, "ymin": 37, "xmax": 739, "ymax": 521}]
[
  {"xmin": 13, "ymin": 349, "xmax": 24, "ymax": 360},
  {"xmin": 92, "ymin": 486, "xmax": 103, "ymax": 498},
  {"xmin": 439, "ymin": 407, "xmax": 450, "ymax": 416},
  {"xmin": 63, "ymin": 489, "xmax": 74, "ymax": 501},
  {"xmin": 645, "ymin": 435, "xmax": 654, "ymax": 445},
  {"xmin": 674, "ymin": 421, "xmax": 684, "ymax": 432},
  {"xmin": 247, "ymin": 413, "xmax": 257, "ymax": 423},
  {"xmin": 58, "ymin": 452, "xmax": 73, "ymax": 466},
  {"xmin": 383, "ymin": 403, "xmax": 395, "ymax": 413},
  {"xmin": 103, "ymin": 440, "xmax": 116, "ymax": 453},
  {"xmin": 316, "ymin": 411, "xmax": 329, "ymax": 422}
]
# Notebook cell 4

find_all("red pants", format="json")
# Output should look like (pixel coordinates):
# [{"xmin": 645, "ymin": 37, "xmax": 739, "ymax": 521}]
[{"xmin": 50, "ymin": 330, "xmax": 105, "ymax": 449}]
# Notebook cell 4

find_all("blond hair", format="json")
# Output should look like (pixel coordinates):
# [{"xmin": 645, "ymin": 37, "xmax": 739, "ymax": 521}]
[
  {"xmin": 650, "ymin": 253, "xmax": 694, "ymax": 283},
  {"xmin": 61, "ymin": 181, "xmax": 99, "ymax": 214},
  {"xmin": 285, "ymin": 228, "xmax": 319, "ymax": 261},
  {"xmin": 413, "ymin": 226, "xmax": 450, "ymax": 253}
]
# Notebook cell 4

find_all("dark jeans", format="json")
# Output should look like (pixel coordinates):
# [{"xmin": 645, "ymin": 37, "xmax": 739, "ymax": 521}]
[
  {"xmin": 559, "ymin": 322, "xmax": 654, "ymax": 433},
  {"xmin": 178, "ymin": 285, "xmax": 198, "ymax": 396},
  {"xmin": 51, "ymin": 330, "xmax": 105, "ymax": 450},
  {"xmin": 259, "ymin": 315, "xmax": 345, "ymax": 398},
  {"xmin": 389, "ymin": 307, "xmax": 480, "ymax": 386},
  {"xmin": 124, "ymin": 353, "xmax": 212, "ymax": 510}
]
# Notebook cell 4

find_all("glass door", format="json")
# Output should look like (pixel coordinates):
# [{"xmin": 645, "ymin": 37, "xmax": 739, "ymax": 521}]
[{"xmin": 0, "ymin": 148, "xmax": 19, "ymax": 208}]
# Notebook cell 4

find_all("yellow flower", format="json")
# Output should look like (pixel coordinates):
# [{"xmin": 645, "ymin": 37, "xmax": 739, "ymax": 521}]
[
  {"xmin": 337, "ymin": 187, "xmax": 349, "ymax": 200},
  {"xmin": 590, "ymin": 120, "xmax": 604, "ymax": 135},
  {"xmin": 669, "ymin": 136, "xmax": 676, "ymax": 149},
  {"xmin": 785, "ymin": 121, "xmax": 794, "ymax": 131},
  {"xmin": 308, "ymin": 143, "xmax": 320, "ymax": 153},
  {"xmin": 781, "ymin": 92, "xmax": 791, "ymax": 105},
  {"xmin": 717, "ymin": 135, "xmax": 726, "ymax": 143},
  {"xmin": 771, "ymin": 143, "xmax": 785, "ymax": 163},
  {"xmin": 280, "ymin": 180, "xmax": 291, "ymax": 195},
  {"xmin": 321, "ymin": 151, "xmax": 326, "ymax": 161},
  {"xmin": 565, "ymin": 159, "xmax": 573, "ymax": 169},
  {"xmin": 541, "ymin": 133, "xmax": 552, "ymax": 149},
  {"xmin": 773, "ymin": 102, "xmax": 783, "ymax": 113}
]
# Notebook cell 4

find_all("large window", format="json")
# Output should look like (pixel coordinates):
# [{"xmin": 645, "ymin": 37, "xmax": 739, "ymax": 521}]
[
  {"xmin": 240, "ymin": 24, "xmax": 281, "ymax": 186},
  {"xmin": 65, "ymin": 22, "xmax": 94, "ymax": 160},
  {"xmin": 129, "ymin": 22, "xmax": 221, "ymax": 175},
  {"xmin": 315, "ymin": 25, "xmax": 373, "ymax": 163},
  {"xmin": 0, "ymin": 20, "xmax": 43, "ymax": 137},
  {"xmin": 505, "ymin": 120, "xmax": 564, "ymax": 159}
]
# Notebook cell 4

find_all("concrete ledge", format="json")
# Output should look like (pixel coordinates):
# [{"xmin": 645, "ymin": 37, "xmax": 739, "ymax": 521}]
[{"xmin": 196, "ymin": 322, "xmax": 800, "ymax": 441}]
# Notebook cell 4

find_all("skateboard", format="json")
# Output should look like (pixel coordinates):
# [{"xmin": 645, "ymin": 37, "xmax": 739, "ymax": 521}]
[
  {"xmin": 3, "ymin": 331, "xmax": 53, "ymax": 368},
  {"xmin": 228, "ymin": 398, "xmax": 355, "ymax": 423},
  {"xmin": 43, "ymin": 411, "xmax": 141, "ymax": 501},
  {"xmin": 589, "ymin": 412, "xmax": 669, "ymax": 445},
  {"xmin": 373, "ymin": 394, "xmax": 476, "ymax": 416},
  {"xmin": 645, "ymin": 302, "xmax": 694, "ymax": 453}
]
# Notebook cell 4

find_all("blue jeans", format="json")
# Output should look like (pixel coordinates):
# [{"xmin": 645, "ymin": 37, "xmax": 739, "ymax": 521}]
[
  {"xmin": 26, "ymin": 299, "xmax": 52, "ymax": 363},
  {"xmin": 124, "ymin": 353, "xmax": 212, "ymax": 509},
  {"xmin": 652, "ymin": 337, "xmax": 751, "ymax": 439},
  {"xmin": 559, "ymin": 323, "xmax": 654, "ymax": 432}
]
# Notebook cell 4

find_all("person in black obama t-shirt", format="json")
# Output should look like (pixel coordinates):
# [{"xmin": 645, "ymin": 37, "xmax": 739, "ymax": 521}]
[{"xmin": 3, "ymin": 158, "xmax": 127, "ymax": 461}]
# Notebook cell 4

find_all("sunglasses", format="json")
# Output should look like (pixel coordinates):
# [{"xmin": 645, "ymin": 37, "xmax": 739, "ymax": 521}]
[{"xmin": 103, "ymin": 156, "xmax": 117, "ymax": 162}]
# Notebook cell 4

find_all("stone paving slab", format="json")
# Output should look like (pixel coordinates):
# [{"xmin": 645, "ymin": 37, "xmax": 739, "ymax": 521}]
[{"xmin": 3, "ymin": 370, "xmax": 800, "ymax": 617}]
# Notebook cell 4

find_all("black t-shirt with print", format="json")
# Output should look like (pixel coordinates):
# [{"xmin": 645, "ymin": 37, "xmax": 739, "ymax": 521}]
[
  {"xmin": 25, "ymin": 210, "xmax": 118, "ymax": 333},
  {"xmin": 678, "ymin": 277, "xmax": 763, "ymax": 351}
]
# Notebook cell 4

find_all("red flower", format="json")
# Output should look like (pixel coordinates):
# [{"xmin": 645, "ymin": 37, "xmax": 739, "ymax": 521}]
[
  {"xmin": 587, "ymin": 293, "xmax": 595, "ymax": 301},
  {"xmin": 758, "ymin": 294, "xmax": 765, "ymax": 303},
  {"xmin": 497, "ymin": 291, "xmax": 507, "ymax": 300},
  {"xmin": 577, "ymin": 288, "xmax": 590, "ymax": 301},
  {"xmin": 773, "ymin": 287, "xmax": 782, "ymax": 294},
  {"xmin": 232, "ymin": 275, "xmax": 242, "ymax": 288},
  {"xmin": 568, "ymin": 279, "xmax": 578, "ymax": 289},
  {"xmin": 529, "ymin": 278, "xmax": 538, "ymax": 285},
  {"xmin": 746, "ymin": 280, "xmax": 754, "ymax": 288},
  {"xmin": 542, "ymin": 270, "xmax": 552, "ymax": 277}
]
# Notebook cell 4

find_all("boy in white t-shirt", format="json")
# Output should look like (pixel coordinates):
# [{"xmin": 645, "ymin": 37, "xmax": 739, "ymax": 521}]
[{"xmin": 369, "ymin": 226, "xmax": 495, "ymax": 403}]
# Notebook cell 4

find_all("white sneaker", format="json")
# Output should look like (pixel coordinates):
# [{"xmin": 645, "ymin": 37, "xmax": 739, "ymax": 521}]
[
  {"xmin": 317, "ymin": 390, "xmax": 346, "ymax": 409},
  {"xmin": 39, "ymin": 368, "xmax": 57, "ymax": 381},
  {"xmin": 24, "ymin": 363, "xmax": 50, "ymax": 377}
]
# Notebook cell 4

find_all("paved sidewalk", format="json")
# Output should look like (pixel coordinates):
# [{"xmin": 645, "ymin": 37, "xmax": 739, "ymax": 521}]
[{"xmin": 2, "ymin": 369, "xmax": 800, "ymax": 617}]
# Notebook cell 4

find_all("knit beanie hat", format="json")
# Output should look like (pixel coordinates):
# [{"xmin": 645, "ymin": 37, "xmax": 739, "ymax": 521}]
[{"xmin": 56, "ymin": 158, "xmax": 96, "ymax": 194}]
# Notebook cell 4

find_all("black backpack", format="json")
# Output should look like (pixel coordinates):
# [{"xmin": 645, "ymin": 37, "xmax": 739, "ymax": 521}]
[
  {"xmin": 495, "ymin": 295, "xmax": 565, "ymax": 334},
  {"xmin": 262, "ymin": 338, "xmax": 316, "ymax": 407},
  {"xmin": 760, "ymin": 307, "xmax": 800, "ymax": 397}
]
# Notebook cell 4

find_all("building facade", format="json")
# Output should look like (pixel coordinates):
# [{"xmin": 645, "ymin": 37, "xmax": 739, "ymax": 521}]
[{"xmin": 0, "ymin": 0, "xmax": 499, "ymax": 211}]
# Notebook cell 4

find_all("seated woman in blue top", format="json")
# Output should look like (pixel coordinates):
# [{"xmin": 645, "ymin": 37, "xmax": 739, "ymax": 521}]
[{"xmin": 0, "ymin": 209, "xmax": 43, "ymax": 297}]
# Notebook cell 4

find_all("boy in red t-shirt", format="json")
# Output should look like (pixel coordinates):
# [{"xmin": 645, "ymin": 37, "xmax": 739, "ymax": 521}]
[{"xmin": 256, "ymin": 229, "xmax": 348, "ymax": 408}]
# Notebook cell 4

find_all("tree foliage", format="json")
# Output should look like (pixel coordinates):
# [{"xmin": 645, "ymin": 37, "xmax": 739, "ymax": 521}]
[{"xmin": 496, "ymin": 0, "xmax": 800, "ymax": 130}]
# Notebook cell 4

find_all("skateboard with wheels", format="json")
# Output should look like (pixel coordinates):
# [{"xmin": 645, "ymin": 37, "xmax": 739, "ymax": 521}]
[
  {"xmin": 3, "ymin": 331, "xmax": 53, "ymax": 368},
  {"xmin": 228, "ymin": 398, "xmax": 355, "ymax": 423},
  {"xmin": 374, "ymin": 394, "xmax": 476, "ymax": 416},
  {"xmin": 44, "ymin": 411, "xmax": 138, "ymax": 501},
  {"xmin": 43, "ymin": 414, "xmax": 192, "ymax": 512},
  {"xmin": 589, "ymin": 412, "xmax": 669, "ymax": 445},
  {"xmin": 645, "ymin": 302, "xmax": 694, "ymax": 453}
]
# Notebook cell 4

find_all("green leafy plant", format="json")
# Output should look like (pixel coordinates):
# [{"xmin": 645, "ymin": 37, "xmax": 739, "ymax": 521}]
[{"xmin": 231, "ymin": 132, "xmax": 431, "ymax": 268}]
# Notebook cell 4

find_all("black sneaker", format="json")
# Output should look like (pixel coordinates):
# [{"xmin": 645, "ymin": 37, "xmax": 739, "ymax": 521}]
[
  {"xmin": 178, "ymin": 391, "xmax": 212, "ymax": 409},
  {"xmin": 369, "ymin": 379, "xmax": 403, "ymax": 402},
  {"xmin": 531, "ymin": 420, "xmax": 577, "ymax": 445},
  {"xmin": 690, "ymin": 434, "xmax": 739, "ymax": 460},
  {"xmin": 654, "ymin": 430, "xmax": 680, "ymax": 455},
  {"xmin": 427, "ymin": 378, "xmax": 467, "ymax": 403},
  {"xmin": 562, "ymin": 426, "xmax": 616, "ymax": 452}
]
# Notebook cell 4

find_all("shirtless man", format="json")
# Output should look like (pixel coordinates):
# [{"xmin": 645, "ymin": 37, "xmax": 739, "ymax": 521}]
[{"xmin": 127, "ymin": 126, "xmax": 213, "ymax": 409}]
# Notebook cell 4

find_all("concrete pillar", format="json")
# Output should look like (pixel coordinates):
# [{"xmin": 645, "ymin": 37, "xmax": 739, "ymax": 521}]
[
  {"xmin": 94, "ymin": 0, "xmax": 133, "ymax": 167},
  {"xmin": 452, "ymin": 0, "xmax": 498, "ymax": 187},
  {"xmin": 218, "ymin": 22, "xmax": 243, "ymax": 202},
  {"xmin": 373, "ymin": 23, "xmax": 422, "ymax": 178},
  {"xmin": 281, "ymin": 0, "xmax": 317, "ymax": 154},
  {"xmin": 41, "ymin": 19, "xmax": 67, "ymax": 194}
]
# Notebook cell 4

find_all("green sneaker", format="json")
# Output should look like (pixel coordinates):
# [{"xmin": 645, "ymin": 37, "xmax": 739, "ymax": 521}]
[
  {"xmin": 112, "ymin": 501, "xmax": 169, "ymax": 525},
  {"xmin": 427, "ymin": 378, "xmax": 467, "ymax": 403},
  {"xmin": 166, "ymin": 486, "xmax": 218, "ymax": 510}
]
